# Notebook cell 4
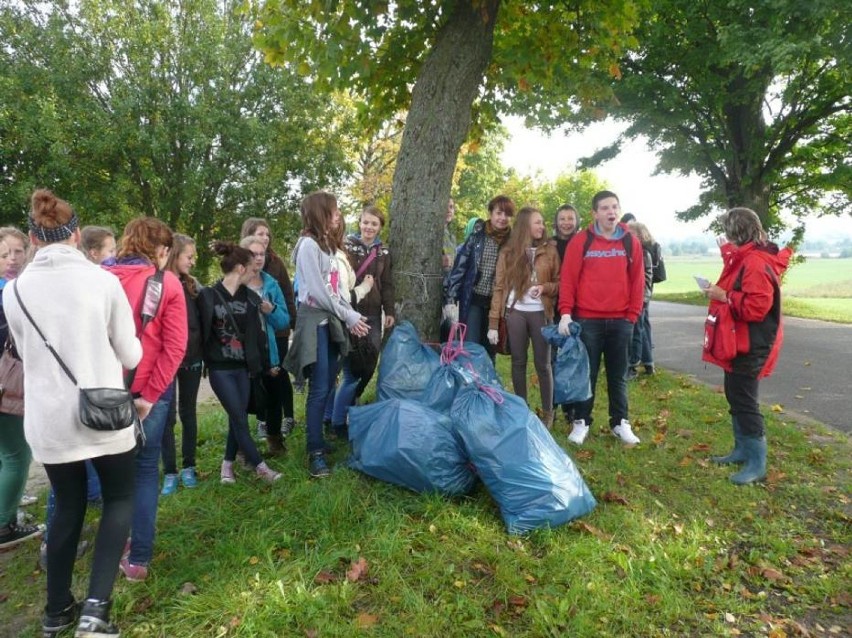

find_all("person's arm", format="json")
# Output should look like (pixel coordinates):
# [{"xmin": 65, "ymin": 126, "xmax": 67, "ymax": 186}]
[
  {"xmin": 488, "ymin": 251, "xmax": 508, "ymax": 330},
  {"xmin": 627, "ymin": 234, "xmax": 645, "ymax": 322},
  {"xmin": 297, "ymin": 239, "xmax": 361, "ymax": 328},
  {"xmin": 263, "ymin": 278, "xmax": 289, "ymax": 331},
  {"xmin": 381, "ymin": 249, "xmax": 395, "ymax": 328},
  {"xmin": 726, "ymin": 263, "xmax": 775, "ymax": 323},
  {"xmin": 558, "ymin": 231, "xmax": 583, "ymax": 316}
]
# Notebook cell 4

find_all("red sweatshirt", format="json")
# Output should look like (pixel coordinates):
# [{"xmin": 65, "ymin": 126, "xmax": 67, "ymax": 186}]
[
  {"xmin": 558, "ymin": 224, "xmax": 645, "ymax": 323},
  {"xmin": 108, "ymin": 264, "xmax": 187, "ymax": 403}
]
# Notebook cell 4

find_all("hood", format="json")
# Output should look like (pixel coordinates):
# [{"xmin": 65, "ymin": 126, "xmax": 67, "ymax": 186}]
[
  {"xmin": 348, "ymin": 233, "xmax": 383, "ymax": 249},
  {"xmin": 589, "ymin": 221, "xmax": 628, "ymax": 241},
  {"xmin": 106, "ymin": 262, "xmax": 155, "ymax": 290},
  {"xmin": 725, "ymin": 241, "xmax": 792, "ymax": 277}
]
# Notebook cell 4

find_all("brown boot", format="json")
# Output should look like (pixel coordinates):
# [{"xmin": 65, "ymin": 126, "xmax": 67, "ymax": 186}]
[
  {"xmin": 267, "ymin": 434, "xmax": 286, "ymax": 457},
  {"xmin": 542, "ymin": 410, "xmax": 554, "ymax": 430}
]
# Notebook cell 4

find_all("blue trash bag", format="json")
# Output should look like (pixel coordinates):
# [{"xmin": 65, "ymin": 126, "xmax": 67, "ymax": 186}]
[
  {"xmin": 450, "ymin": 384, "xmax": 596, "ymax": 534},
  {"xmin": 347, "ymin": 399, "xmax": 477, "ymax": 496},
  {"xmin": 376, "ymin": 321, "xmax": 441, "ymax": 402},
  {"xmin": 541, "ymin": 322, "xmax": 592, "ymax": 405},
  {"xmin": 421, "ymin": 339, "xmax": 505, "ymax": 413}
]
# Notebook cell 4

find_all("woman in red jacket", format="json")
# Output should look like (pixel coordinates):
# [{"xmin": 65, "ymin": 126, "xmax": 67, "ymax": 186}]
[{"xmin": 702, "ymin": 208, "xmax": 792, "ymax": 485}]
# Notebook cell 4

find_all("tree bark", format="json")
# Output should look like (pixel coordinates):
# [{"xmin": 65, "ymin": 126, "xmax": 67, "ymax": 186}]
[{"xmin": 388, "ymin": 0, "xmax": 500, "ymax": 340}]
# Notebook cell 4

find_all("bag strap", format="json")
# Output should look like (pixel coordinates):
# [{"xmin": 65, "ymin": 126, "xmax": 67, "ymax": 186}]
[
  {"xmin": 355, "ymin": 246, "xmax": 379, "ymax": 280},
  {"xmin": 12, "ymin": 280, "xmax": 79, "ymax": 386},
  {"xmin": 140, "ymin": 269, "xmax": 165, "ymax": 329}
]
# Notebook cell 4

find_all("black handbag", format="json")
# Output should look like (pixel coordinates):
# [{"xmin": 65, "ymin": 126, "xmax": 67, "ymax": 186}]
[{"xmin": 12, "ymin": 281, "xmax": 137, "ymax": 431}]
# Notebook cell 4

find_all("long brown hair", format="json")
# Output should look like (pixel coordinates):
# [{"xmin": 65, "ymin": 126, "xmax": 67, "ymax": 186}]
[
  {"xmin": 118, "ymin": 217, "xmax": 173, "ymax": 262},
  {"xmin": 300, "ymin": 191, "xmax": 337, "ymax": 253},
  {"xmin": 501, "ymin": 206, "xmax": 545, "ymax": 301},
  {"xmin": 165, "ymin": 233, "xmax": 199, "ymax": 297}
]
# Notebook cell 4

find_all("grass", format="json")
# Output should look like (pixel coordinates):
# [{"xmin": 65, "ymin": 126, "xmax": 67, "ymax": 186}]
[
  {"xmin": 2, "ymin": 358, "xmax": 849, "ymax": 638},
  {"xmin": 654, "ymin": 257, "xmax": 852, "ymax": 323}
]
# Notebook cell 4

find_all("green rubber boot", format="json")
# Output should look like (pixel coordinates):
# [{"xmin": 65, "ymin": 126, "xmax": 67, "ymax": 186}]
[
  {"xmin": 711, "ymin": 417, "xmax": 747, "ymax": 465},
  {"xmin": 730, "ymin": 436, "xmax": 767, "ymax": 485}
]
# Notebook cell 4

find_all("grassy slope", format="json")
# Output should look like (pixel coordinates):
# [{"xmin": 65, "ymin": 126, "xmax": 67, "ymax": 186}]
[{"xmin": 2, "ymin": 363, "xmax": 849, "ymax": 637}]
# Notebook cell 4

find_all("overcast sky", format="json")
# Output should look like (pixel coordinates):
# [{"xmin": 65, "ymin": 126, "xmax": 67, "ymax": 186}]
[{"xmin": 502, "ymin": 116, "xmax": 852, "ymax": 242}]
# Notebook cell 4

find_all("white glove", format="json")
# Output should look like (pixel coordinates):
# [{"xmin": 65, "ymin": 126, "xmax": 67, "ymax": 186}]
[
  {"xmin": 558, "ymin": 314, "xmax": 573, "ymax": 336},
  {"xmin": 487, "ymin": 329, "xmax": 499, "ymax": 345},
  {"xmin": 442, "ymin": 303, "xmax": 459, "ymax": 324}
]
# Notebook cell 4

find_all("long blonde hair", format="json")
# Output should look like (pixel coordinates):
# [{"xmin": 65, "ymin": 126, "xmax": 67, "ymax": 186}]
[{"xmin": 501, "ymin": 206, "xmax": 545, "ymax": 301}]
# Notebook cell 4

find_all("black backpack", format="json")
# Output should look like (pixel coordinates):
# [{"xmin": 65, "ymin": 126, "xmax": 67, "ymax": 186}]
[{"xmin": 650, "ymin": 242, "xmax": 667, "ymax": 283}]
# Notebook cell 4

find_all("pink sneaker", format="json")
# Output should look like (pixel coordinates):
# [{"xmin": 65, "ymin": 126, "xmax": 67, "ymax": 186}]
[
  {"xmin": 255, "ymin": 462, "xmax": 282, "ymax": 483},
  {"xmin": 119, "ymin": 557, "xmax": 148, "ymax": 582},
  {"xmin": 220, "ymin": 460, "xmax": 236, "ymax": 484}
]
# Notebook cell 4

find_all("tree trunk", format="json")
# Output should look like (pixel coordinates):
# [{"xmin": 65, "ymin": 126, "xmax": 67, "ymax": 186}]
[{"xmin": 388, "ymin": 0, "xmax": 500, "ymax": 340}]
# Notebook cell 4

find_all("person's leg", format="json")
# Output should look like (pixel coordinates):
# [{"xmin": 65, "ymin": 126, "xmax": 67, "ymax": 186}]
[
  {"xmin": 160, "ymin": 389, "xmax": 178, "ymax": 476},
  {"xmin": 177, "ymin": 364, "xmax": 202, "ymax": 469},
  {"xmin": 332, "ymin": 357, "xmax": 359, "ymax": 432},
  {"xmin": 305, "ymin": 324, "xmax": 334, "ymax": 455},
  {"xmin": 210, "ymin": 369, "xmax": 263, "ymax": 466},
  {"xmin": 603, "ymin": 318, "xmax": 633, "ymax": 428},
  {"xmin": 528, "ymin": 311, "xmax": 553, "ymax": 413},
  {"xmin": 0, "ymin": 413, "xmax": 31, "ymax": 527},
  {"xmin": 128, "ymin": 384, "xmax": 173, "ymax": 567},
  {"xmin": 640, "ymin": 303, "xmax": 654, "ymax": 369},
  {"xmin": 87, "ymin": 449, "xmax": 135, "ymax": 600},
  {"xmin": 466, "ymin": 303, "xmax": 496, "ymax": 362},
  {"xmin": 506, "ymin": 309, "xmax": 530, "ymax": 402},
  {"xmin": 43, "ymin": 461, "xmax": 87, "ymax": 613},
  {"xmin": 85, "ymin": 460, "xmax": 102, "ymax": 503},
  {"xmin": 628, "ymin": 320, "xmax": 642, "ymax": 370},
  {"xmin": 354, "ymin": 315, "xmax": 382, "ymax": 397},
  {"xmin": 263, "ymin": 372, "xmax": 284, "ymax": 438},
  {"xmin": 725, "ymin": 371, "xmax": 766, "ymax": 484},
  {"xmin": 576, "ymin": 319, "xmax": 605, "ymax": 425},
  {"xmin": 276, "ymin": 337, "xmax": 296, "ymax": 421}
]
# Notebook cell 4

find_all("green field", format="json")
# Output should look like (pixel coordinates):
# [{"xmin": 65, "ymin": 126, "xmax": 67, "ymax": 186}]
[{"xmin": 655, "ymin": 256, "xmax": 852, "ymax": 323}]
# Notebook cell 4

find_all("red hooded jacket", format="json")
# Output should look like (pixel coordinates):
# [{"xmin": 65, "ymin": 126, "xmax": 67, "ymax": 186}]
[
  {"xmin": 558, "ymin": 223, "xmax": 645, "ymax": 323},
  {"xmin": 108, "ymin": 264, "xmax": 187, "ymax": 403},
  {"xmin": 702, "ymin": 241, "xmax": 792, "ymax": 378}
]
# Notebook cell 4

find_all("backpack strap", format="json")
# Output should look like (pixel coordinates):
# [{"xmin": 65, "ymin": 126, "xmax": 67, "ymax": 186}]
[{"xmin": 140, "ymin": 269, "xmax": 165, "ymax": 329}]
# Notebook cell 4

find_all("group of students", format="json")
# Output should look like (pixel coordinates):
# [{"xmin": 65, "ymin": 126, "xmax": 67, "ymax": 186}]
[
  {"xmin": 0, "ymin": 188, "xmax": 393, "ymax": 637},
  {"xmin": 442, "ymin": 190, "xmax": 658, "ymax": 445}
]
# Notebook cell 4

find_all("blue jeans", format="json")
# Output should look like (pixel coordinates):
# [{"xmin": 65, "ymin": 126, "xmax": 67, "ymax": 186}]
[
  {"xmin": 129, "ymin": 383, "xmax": 173, "ymax": 566},
  {"xmin": 331, "ymin": 357, "xmax": 358, "ymax": 428},
  {"xmin": 465, "ymin": 301, "xmax": 496, "ymax": 364},
  {"xmin": 306, "ymin": 325, "xmax": 340, "ymax": 454},
  {"xmin": 629, "ymin": 303, "xmax": 653, "ymax": 367},
  {"xmin": 209, "ymin": 368, "xmax": 264, "ymax": 467},
  {"xmin": 577, "ymin": 318, "xmax": 633, "ymax": 428}
]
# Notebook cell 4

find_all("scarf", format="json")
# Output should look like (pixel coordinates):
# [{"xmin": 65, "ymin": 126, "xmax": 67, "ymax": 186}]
[{"xmin": 485, "ymin": 220, "xmax": 510, "ymax": 247}]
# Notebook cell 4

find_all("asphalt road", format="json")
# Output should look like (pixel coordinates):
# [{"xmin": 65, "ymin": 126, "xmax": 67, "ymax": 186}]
[{"xmin": 650, "ymin": 300, "xmax": 852, "ymax": 434}]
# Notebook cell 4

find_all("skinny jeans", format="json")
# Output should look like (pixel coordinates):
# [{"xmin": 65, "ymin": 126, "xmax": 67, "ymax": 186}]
[
  {"xmin": 505, "ymin": 309, "xmax": 553, "ymax": 412},
  {"xmin": 209, "ymin": 367, "xmax": 264, "ymax": 467},
  {"xmin": 162, "ymin": 362, "xmax": 203, "ymax": 473}
]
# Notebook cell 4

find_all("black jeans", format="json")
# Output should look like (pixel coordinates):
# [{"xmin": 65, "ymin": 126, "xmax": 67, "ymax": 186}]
[
  {"xmin": 577, "ymin": 317, "xmax": 633, "ymax": 428},
  {"xmin": 162, "ymin": 363, "xmax": 203, "ymax": 473},
  {"xmin": 44, "ymin": 449, "xmax": 136, "ymax": 612},
  {"xmin": 724, "ymin": 371, "xmax": 765, "ymax": 437},
  {"xmin": 263, "ymin": 336, "xmax": 295, "ymax": 437}
]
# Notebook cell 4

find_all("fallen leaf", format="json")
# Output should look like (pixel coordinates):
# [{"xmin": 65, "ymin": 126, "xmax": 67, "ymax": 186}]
[
  {"xmin": 0, "ymin": 593, "xmax": 7, "ymax": 603},
  {"xmin": 179, "ymin": 582, "xmax": 198, "ymax": 596},
  {"xmin": 134, "ymin": 596, "xmax": 155, "ymax": 613},
  {"xmin": 489, "ymin": 624, "xmax": 507, "ymax": 636},
  {"xmin": 802, "ymin": 361, "xmax": 811, "ymax": 366},
  {"xmin": 761, "ymin": 567, "xmax": 785, "ymax": 581},
  {"xmin": 676, "ymin": 429, "xmax": 693, "ymax": 438},
  {"xmin": 314, "ymin": 570, "xmax": 337, "ymax": 585},
  {"xmin": 602, "ymin": 491, "xmax": 630, "ymax": 506},
  {"xmin": 346, "ymin": 557, "xmax": 369, "ymax": 583},
  {"xmin": 508, "ymin": 595, "xmax": 528, "ymax": 608},
  {"xmin": 453, "ymin": 580, "xmax": 465, "ymax": 588},
  {"xmin": 770, "ymin": 404, "xmax": 784, "ymax": 412},
  {"xmin": 652, "ymin": 432, "xmax": 666, "ymax": 445},
  {"xmin": 672, "ymin": 523, "xmax": 684, "ymax": 535},
  {"xmin": 523, "ymin": 573, "xmax": 537, "ymax": 584},
  {"xmin": 248, "ymin": 556, "xmax": 260, "ymax": 565},
  {"xmin": 355, "ymin": 613, "xmax": 378, "ymax": 628},
  {"xmin": 678, "ymin": 456, "xmax": 692, "ymax": 467},
  {"xmin": 229, "ymin": 616, "xmax": 241, "ymax": 629},
  {"xmin": 575, "ymin": 521, "xmax": 612, "ymax": 540},
  {"xmin": 644, "ymin": 594, "xmax": 661, "ymax": 605},
  {"xmin": 794, "ymin": 395, "xmax": 804, "ymax": 399},
  {"xmin": 725, "ymin": 612, "xmax": 736, "ymax": 623},
  {"xmin": 615, "ymin": 472, "xmax": 626, "ymax": 486},
  {"xmin": 575, "ymin": 449, "xmax": 594, "ymax": 460},
  {"xmin": 783, "ymin": 619, "xmax": 810, "ymax": 636},
  {"xmin": 768, "ymin": 630, "xmax": 787, "ymax": 638},
  {"xmin": 766, "ymin": 470, "xmax": 786, "ymax": 483},
  {"xmin": 304, "ymin": 630, "xmax": 319, "ymax": 638},
  {"xmin": 799, "ymin": 386, "xmax": 811, "ymax": 391}
]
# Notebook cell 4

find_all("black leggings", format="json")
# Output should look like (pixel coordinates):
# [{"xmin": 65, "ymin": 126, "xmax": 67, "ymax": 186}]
[{"xmin": 44, "ymin": 449, "xmax": 136, "ymax": 612}]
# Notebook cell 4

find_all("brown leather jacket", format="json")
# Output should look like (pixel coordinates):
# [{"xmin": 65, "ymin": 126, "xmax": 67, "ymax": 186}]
[{"xmin": 489, "ymin": 239, "xmax": 561, "ymax": 329}]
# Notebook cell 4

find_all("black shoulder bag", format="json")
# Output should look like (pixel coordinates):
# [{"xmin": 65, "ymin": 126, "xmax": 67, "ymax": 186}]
[{"xmin": 12, "ymin": 281, "xmax": 138, "ymax": 432}]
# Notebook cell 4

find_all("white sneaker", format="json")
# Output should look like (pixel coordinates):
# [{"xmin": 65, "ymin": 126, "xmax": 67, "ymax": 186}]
[
  {"xmin": 568, "ymin": 419, "xmax": 590, "ymax": 445},
  {"xmin": 613, "ymin": 419, "xmax": 640, "ymax": 445}
]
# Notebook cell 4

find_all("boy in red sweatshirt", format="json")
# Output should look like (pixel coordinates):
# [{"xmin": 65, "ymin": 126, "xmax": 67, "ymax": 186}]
[{"xmin": 558, "ymin": 191, "xmax": 645, "ymax": 446}]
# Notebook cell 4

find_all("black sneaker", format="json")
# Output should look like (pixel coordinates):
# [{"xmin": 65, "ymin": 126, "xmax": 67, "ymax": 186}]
[
  {"xmin": 0, "ymin": 521, "xmax": 43, "ymax": 550},
  {"xmin": 308, "ymin": 452, "xmax": 331, "ymax": 479},
  {"xmin": 75, "ymin": 598, "xmax": 119, "ymax": 637},
  {"xmin": 281, "ymin": 417, "xmax": 296, "ymax": 438},
  {"xmin": 42, "ymin": 600, "xmax": 81, "ymax": 637}
]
